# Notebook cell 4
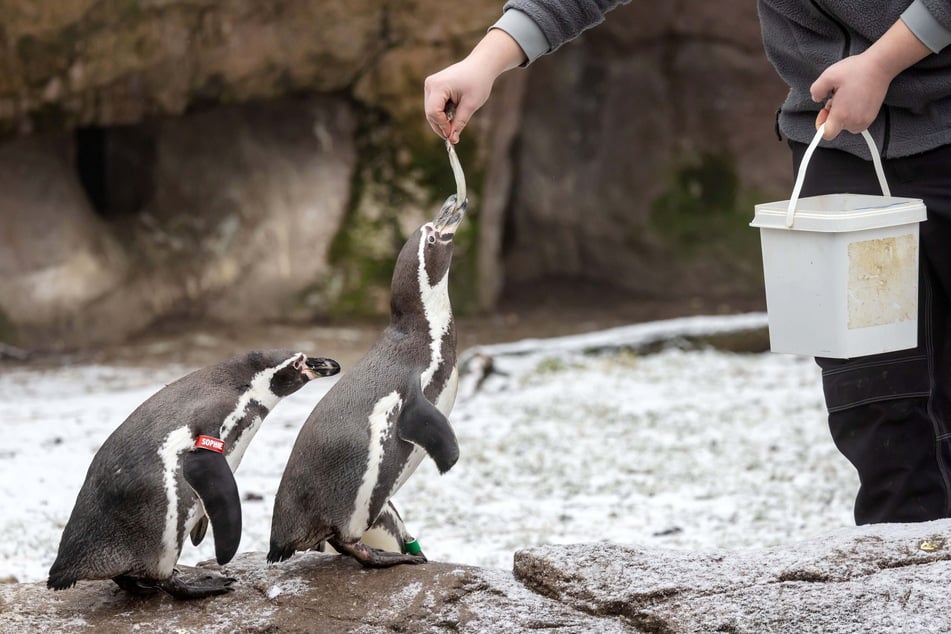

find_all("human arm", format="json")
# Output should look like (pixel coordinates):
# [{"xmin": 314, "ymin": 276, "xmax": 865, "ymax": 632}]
[
  {"xmin": 811, "ymin": 1, "xmax": 950, "ymax": 140},
  {"xmin": 424, "ymin": 28, "xmax": 528, "ymax": 143},
  {"xmin": 424, "ymin": 0, "xmax": 630, "ymax": 142}
]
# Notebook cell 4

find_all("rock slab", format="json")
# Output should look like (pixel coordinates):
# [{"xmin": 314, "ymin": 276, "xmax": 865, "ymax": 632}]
[{"xmin": 4, "ymin": 520, "xmax": 951, "ymax": 633}]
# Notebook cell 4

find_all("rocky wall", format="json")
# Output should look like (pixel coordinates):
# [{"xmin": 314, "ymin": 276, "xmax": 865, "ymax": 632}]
[{"xmin": 0, "ymin": 1, "xmax": 789, "ymax": 348}]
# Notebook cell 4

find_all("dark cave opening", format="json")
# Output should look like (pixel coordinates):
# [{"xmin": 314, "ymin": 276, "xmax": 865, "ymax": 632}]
[{"xmin": 74, "ymin": 124, "xmax": 157, "ymax": 219}]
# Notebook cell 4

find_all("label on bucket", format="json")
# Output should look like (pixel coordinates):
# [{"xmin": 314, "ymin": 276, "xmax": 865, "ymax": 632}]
[{"xmin": 848, "ymin": 234, "xmax": 917, "ymax": 329}]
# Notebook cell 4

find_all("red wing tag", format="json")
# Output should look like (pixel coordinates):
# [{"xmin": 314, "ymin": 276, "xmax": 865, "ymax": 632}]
[{"xmin": 195, "ymin": 435, "xmax": 225, "ymax": 454}]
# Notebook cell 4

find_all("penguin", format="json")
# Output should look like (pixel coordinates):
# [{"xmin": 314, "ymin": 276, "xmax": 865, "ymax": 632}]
[
  {"xmin": 268, "ymin": 195, "xmax": 467, "ymax": 568},
  {"xmin": 47, "ymin": 349, "xmax": 340, "ymax": 599}
]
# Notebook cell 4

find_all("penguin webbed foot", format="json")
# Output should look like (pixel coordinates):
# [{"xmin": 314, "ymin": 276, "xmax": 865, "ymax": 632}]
[
  {"xmin": 330, "ymin": 538, "xmax": 427, "ymax": 568},
  {"xmin": 112, "ymin": 575, "xmax": 161, "ymax": 596},
  {"xmin": 159, "ymin": 572, "xmax": 237, "ymax": 600},
  {"xmin": 113, "ymin": 572, "xmax": 235, "ymax": 600}
]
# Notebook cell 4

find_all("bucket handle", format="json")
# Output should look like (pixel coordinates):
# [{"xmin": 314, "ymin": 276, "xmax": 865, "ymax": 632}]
[{"xmin": 785, "ymin": 123, "xmax": 891, "ymax": 227}]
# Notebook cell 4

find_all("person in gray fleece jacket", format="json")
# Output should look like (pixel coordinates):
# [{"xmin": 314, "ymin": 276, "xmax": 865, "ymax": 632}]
[{"xmin": 424, "ymin": 2, "xmax": 951, "ymax": 527}]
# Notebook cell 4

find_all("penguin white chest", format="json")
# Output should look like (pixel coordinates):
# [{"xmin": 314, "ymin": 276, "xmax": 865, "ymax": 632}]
[
  {"xmin": 220, "ymin": 368, "xmax": 284, "ymax": 470},
  {"xmin": 433, "ymin": 366, "xmax": 459, "ymax": 417},
  {"xmin": 157, "ymin": 426, "xmax": 195, "ymax": 574},
  {"xmin": 346, "ymin": 392, "xmax": 403, "ymax": 539}
]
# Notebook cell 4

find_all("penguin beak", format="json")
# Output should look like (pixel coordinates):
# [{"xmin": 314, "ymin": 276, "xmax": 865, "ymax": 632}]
[
  {"xmin": 303, "ymin": 357, "xmax": 341, "ymax": 379},
  {"xmin": 432, "ymin": 195, "xmax": 467, "ymax": 240}
]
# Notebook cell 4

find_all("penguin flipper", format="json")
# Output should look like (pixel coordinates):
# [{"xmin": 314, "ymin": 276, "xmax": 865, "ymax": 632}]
[
  {"xmin": 190, "ymin": 515, "xmax": 209, "ymax": 546},
  {"xmin": 182, "ymin": 450, "xmax": 242, "ymax": 565},
  {"xmin": 396, "ymin": 381, "xmax": 459, "ymax": 474}
]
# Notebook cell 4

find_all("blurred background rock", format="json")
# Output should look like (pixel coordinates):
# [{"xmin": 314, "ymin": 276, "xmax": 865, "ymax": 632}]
[{"xmin": 0, "ymin": 0, "xmax": 789, "ymax": 350}]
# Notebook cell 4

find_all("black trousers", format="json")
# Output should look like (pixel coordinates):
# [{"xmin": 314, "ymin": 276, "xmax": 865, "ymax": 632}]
[{"xmin": 790, "ymin": 140, "xmax": 951, "ymax": 525}]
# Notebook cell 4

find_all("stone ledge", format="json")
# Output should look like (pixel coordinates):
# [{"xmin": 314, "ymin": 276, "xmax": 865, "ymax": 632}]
[
  {"xmin": 0, "ymin": 552, "xmax": 628, "ymax": 634},
  {"xmin": 4, "ymin": 519, "xmax": 951, "ymax": 633}
]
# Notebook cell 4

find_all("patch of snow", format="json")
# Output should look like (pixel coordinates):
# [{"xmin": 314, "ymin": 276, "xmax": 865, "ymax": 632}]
[
  {"xmin": 396, "ymin": 315, "xmax": 855, "ymax": 569},
  {"xmin": 265, "ymin": 578, "xmax": 310, "ymax": 600},
  {"xmin": 387, "ymin": 580, "xmax": 423, "ymax": 611}
]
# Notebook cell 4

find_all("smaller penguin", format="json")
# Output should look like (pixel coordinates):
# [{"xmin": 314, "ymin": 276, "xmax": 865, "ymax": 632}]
[{"xmin": 47, "ymin": 350, "xmax": 340, "ymax": 599}]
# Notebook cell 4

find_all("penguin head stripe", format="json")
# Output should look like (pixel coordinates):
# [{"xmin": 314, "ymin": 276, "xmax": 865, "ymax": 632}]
[
  {"xmin": 417, "ymin": 226, "xmax": 453, "ymax": 389},
  {"xmin": 418, "ymin": 223, "xmax": 454, "ymax": 293},
  {"xmin": 219, "ymin": 352, "xmax": 304, "ymax": 441}
]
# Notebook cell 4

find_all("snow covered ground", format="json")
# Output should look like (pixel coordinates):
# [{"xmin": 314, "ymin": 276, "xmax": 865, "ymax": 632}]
[{"xmin": 0, "ymin": 313, "xmax": 858, "ymax": 584}]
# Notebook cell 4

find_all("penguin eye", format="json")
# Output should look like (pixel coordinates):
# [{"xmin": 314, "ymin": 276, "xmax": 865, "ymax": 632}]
[{"xmin": 427, "ymin": 234, "xmax": 436, "ymax": 245}]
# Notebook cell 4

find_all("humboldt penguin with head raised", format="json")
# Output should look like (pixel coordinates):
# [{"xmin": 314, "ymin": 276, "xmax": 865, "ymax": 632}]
[
  {"xmin": 268, "ymin": 191, "xmax": 467, "ymax": 568},
  {"xmin": 47, "ymin": 350, "xmax": 340, "ymax": 599}
]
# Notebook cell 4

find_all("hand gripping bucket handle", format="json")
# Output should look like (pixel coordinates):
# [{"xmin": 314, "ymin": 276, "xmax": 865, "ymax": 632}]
[{"xmin": 785, "ymin": 123, "xmax": 891, "ymax": 227}]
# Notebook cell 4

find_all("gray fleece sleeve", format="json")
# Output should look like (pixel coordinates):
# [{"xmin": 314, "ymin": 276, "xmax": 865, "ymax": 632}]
[
  {"xmin": 490, "ymin": 0, "xmax": 632, "ymax": 66},
  {"xmin": 901, "ymin": 0, "xmax": 951, "ymax": 53}
]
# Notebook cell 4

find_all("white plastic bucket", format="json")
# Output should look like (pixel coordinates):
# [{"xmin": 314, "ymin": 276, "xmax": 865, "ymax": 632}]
[{"xmin": 750, "ymin": 124, "xmax": 927, "ymax": 358}]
